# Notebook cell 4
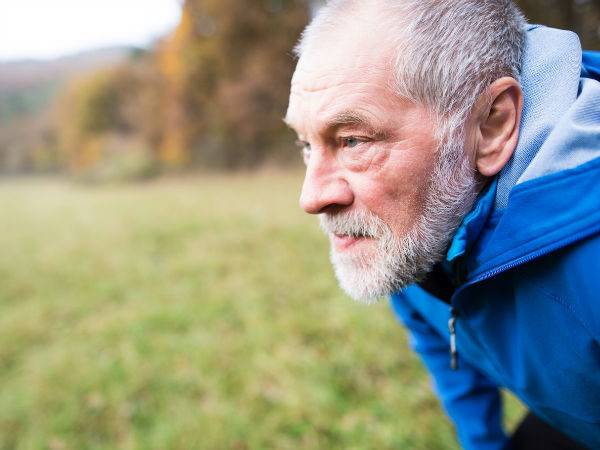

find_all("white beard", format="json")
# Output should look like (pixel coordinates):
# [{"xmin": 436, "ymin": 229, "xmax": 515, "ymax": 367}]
[{"xmin": 319, "ymin": 133, "xmax": 481, "ymax": 304}]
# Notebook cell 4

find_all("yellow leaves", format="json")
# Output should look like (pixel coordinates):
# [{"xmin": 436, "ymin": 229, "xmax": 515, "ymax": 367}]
[
  {"xmin": 77, "ymin": 136, "xmax": 104, "ymax": 171},
  {"xmin": 158, "ymin": 5, "xmax": 192, "ymax": 83},
  {"xmin": 55, "ymin": 69, "xmax": 120, "ymax": 164},
  {"xmin": 159, "ymin": 132, "xmax": 189, "ymax": 169}
]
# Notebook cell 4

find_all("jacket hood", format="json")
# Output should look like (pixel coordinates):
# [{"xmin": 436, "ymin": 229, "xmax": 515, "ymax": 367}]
[
  {"xmin": 495, "ymin": 24, "xmax": 600, "ymax": 209},
  {"xmin": 445, "ymin": 25, "xmax": 600, "ymax": 282}
]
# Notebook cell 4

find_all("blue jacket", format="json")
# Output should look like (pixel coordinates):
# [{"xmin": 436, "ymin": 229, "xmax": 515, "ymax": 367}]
[{"xmin": 390, "ymin": 26, "xmax": 600, "ymax": 450}]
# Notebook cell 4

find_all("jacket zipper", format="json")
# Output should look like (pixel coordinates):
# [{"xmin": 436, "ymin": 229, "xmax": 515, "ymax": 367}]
[
  {"xmin": 445, "ymin": 225, "xmax": 600, "ymax": 371},
  {"xmin": 448, "ymin": 307, "xmax": 458, "ymax": 370}
]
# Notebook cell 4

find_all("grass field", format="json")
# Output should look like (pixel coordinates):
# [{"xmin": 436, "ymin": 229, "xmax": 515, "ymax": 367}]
[{"xmin": 0, "ymin": 172, "xmax": 524, "ymax": 450}]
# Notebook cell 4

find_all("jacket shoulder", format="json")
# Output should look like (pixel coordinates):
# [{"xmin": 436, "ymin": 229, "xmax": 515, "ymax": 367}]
[{"xmin": 515, "ymin": 232, "xmax": 600, "ymax": 339}]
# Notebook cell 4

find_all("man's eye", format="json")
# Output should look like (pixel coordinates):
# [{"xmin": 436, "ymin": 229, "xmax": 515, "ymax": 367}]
[{"xmin": 341, "ymin": 137, "xmax": 363, "ymax": 148}]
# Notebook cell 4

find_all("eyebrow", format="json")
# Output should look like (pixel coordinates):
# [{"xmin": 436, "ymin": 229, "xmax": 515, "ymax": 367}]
[
  {"xmin": 327, "ymin": 110, "xmax": 389, "ymax": 139},
  {"xmin": 329, "ymin": 110, "xmax": 371, "ymax": 127},
  {"xmin": 284, "ymin": 110, "xmax": 389, "ymax": 139}
]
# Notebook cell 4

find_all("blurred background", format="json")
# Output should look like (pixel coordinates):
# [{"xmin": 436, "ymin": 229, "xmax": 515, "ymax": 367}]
[{"xmin": 0, "ymin": 1, "xmax": 598, "ymax": 449}]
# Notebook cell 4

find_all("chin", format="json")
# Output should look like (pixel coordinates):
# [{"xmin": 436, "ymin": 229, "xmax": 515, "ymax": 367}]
[
  {"xmin": 329, "ymin": 245, "xmax": 409, "ymax": 304},
  {"xmin": 326, "ymin": 214, "xmax": 451, "ymax": 304}
]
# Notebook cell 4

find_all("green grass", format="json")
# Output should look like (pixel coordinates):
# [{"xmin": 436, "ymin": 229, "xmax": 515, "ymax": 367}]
[{"xmin": 0, "ymin": 172, "xmax": 524, "ymax": 450}]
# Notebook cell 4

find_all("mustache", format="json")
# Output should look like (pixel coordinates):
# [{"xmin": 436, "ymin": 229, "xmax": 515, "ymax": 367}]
[{"xmin": 318, "ymin": 209, "xmax": 389, "ymax": 238}]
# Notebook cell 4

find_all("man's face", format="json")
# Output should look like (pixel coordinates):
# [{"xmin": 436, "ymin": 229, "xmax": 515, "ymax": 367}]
[{"xmin": 285, "ymin": 26, "xmax": 478, "ymax": 301}]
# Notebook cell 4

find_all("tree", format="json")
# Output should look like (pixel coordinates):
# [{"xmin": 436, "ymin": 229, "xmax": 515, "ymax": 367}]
[{"xmin": 156, "ymin": 0, "xmax": 310, "ymax": 169}]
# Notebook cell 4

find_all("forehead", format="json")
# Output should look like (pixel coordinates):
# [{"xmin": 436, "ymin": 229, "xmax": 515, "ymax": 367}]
[{"xmin": 286, "ymin": 29, "xmax": 398, "ymax": 133}]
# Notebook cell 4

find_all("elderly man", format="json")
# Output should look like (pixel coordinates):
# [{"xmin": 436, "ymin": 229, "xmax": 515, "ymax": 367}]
[{"xmin": 285, "ymin": 1, "xmax": 600, "ymax": 449}]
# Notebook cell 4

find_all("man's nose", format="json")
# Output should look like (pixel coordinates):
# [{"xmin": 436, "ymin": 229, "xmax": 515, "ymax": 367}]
[{"xmin": 299, "ymin": 152, "xmax": 354, "ymax": 214}]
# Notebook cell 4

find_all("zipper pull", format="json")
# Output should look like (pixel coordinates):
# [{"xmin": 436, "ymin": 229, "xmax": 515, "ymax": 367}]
[{"xmin": 448, "ymin": 308, "xmax": 458, "ymax": 370}]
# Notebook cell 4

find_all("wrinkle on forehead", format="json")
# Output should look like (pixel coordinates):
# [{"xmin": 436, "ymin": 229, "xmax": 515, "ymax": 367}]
[
  {"xmin": 289, "ymin": 53, "xmax": 397, "ymax": 107},
  {"xmin": 290, "ymin": 80, "xmax": 387, "ymax": 95},
  {"xmin": 290, "ymin": 66, "xmax": 395, "ymax": 93},
  {"xmin": 286, "ymin": 66, "xmax": 402, "ymax": 133},
  {"xmin": 289, "ymin": 32, "xmax": 399, "ymax": 102}
]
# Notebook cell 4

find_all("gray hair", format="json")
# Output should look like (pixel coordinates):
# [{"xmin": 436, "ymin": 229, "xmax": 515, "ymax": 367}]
[{"xmin": 295, "ymin": 0, "xmax": 527, "ymax": 136}]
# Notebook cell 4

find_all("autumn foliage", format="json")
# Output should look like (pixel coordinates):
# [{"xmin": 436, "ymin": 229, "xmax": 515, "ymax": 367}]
[{"xmin": 52, "ymin": 0, "xmax": 309, "ymax": 177}]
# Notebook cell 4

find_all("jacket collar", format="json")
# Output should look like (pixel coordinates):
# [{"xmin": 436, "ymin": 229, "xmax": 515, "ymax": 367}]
[
  {"xmin": 444, "ymin": 178, "xmax": 497, "ymax": 268},
  {"xmin": 466, "ymin": 156, "xmax": 600, "ymax": 282}
]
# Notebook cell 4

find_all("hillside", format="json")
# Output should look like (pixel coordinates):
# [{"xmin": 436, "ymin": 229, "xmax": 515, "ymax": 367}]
[{"xmin": 0, "ymin": 47, "xmax": 136, "ymax": 122}]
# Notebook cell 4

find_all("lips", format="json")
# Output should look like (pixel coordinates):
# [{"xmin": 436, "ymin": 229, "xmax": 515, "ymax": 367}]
[{"xmin": 331, "ymin": 233, "xmax": 374, "ymax": 251}]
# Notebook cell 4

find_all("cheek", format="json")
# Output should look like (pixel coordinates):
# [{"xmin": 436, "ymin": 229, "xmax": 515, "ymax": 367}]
[
  {"xmin": 364, "ymin": 143, "xmax": 438, "ymax": 232},
  {"xmin": 384, "ymin": 140, "xmax": 436, "ymax": 192}
]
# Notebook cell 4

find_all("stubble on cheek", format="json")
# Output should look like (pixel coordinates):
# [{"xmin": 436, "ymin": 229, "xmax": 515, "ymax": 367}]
[{"xmin": 367, "ymin": 174, "xmax": 428, "ymax": 239}]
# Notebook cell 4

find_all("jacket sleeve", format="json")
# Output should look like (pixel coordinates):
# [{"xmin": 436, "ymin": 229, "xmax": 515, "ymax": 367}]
[{"xmin": 390, "ymin": 293, "xmax": 509, "ymax": 450}]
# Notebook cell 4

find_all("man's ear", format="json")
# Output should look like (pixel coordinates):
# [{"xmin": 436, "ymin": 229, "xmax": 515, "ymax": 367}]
[{"xmin": 474, "ymin": 77, "xmax": 523, "ymax": 177}]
